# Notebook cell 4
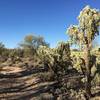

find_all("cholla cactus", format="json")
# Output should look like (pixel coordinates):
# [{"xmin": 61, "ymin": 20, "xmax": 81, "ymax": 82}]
[
  {"xmin": 67, "ymin": 6, "xmax": 100, "ymax": 98},
  {"xmin": 67, "ymin": 5, "xmax": 100, "ymax": 46},
  {"xmin": 37, "ymin": 46, "xmax": 55, "ymax": 71},
  {"xmin": 37, "ymin": 42, "xmax": 71, "ymax": 79},
  {"xmin": 37, "ymin": 42, "xmax": 72, "ymax": 98},
  {"xmin": 54, "ymin": 42, "xmax": 71, "ymax": 74}
]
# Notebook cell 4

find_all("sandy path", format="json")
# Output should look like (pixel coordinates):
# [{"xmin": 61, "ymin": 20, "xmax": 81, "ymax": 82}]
[{"xmin": 0, "ymin": 66, "xmax": 23, "ymax": 74}]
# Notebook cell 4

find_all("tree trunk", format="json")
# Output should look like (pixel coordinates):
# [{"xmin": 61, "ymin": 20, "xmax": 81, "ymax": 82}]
[{"xmin": 84, "ymin": 46, "xmax": 91, "ymax": 100}]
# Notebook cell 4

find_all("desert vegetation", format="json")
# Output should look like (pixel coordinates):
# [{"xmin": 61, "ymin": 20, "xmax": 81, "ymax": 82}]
[{"xmin": 0, "ymin": 6, "xmax": 100, "ymax": 100}]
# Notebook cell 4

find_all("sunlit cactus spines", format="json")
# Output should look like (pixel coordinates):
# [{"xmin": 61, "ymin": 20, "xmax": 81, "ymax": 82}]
[
  {"xmin": 37, "ymin": 42, "xmax": 71, "ymax": 79},
  {"xmin": 67, "ymin": 5, "xmax": 100, "ymax": 98},
  {"xmin": 67, "ymin": 6, "xmax": 100, "ymax": 47}
]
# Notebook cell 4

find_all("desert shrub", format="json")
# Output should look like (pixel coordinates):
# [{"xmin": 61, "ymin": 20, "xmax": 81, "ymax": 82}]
[
  {"xmin": 37, "ymin": 42, "xmax": 73, "ymax": 98},
  {"xmin": 91, "ymin": 58, "xmax": 100, "ymax": 86},
  {"xmin": 92, "ymin": 73, "xmax": 100, "ymax": 86},
  {"xmin": 9, "ymin": 49, "xmax": 24, "ymax": 58},
  {"xmin": 39, "ymin": 72, "xmax": 54, "ymax": 82},
  {"xmin": 39, "ymin": 93, "xmax": 54, "ymax": 100},
  {"xmin": 37, "ymin": 46, "xmax": 54, "ymax": 71},
  {"xmin": 71, "ymin": 50, "xmax": 100, "ymax": 88},
  {"xmin": 0, "ymin": 42, "xmax": 5, "ymax": 54},
  {"xmin": 37, "ymin": 42, "xmax": 71, "ymax": 79},
  {"xmin": 71, "ymin": 51, "xmax": 85, "ymax": 74},
  {"xmin": 0, "ymin": 43, "xmax": 9, "ymax": 62},
  {"xmin": 19, "ymin": 34, "xmax": 49, "ymax": 57}
]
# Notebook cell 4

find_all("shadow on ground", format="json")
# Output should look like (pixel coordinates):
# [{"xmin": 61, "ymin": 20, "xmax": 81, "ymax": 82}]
[{"xmin": 0, "ymin": 66, "xmax": 56, "ymax": 100}]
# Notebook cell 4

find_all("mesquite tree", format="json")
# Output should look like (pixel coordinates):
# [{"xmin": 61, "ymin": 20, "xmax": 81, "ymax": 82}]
[
  {"xmin": 67, "ymin": 6, "xmax": 100, "ymax": 99},
  {"xmin": 20, "ymin": 34, "xmax": 49, "ymax": 57}
]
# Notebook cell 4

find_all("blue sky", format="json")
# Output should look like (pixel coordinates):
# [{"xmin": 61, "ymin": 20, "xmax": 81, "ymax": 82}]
[{"xmin": 0, "ymin": 0, "xmax": 100, "ymax": 48}]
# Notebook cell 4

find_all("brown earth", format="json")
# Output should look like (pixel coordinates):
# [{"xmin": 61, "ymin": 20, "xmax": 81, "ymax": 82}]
[{"xmin": 0, "ymin": 65, "xmax": 100, "ymax": 100}]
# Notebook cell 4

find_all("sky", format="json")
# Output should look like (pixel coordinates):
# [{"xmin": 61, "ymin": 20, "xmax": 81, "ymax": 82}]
[{"xmin": 0, "ymin": 0, "xmax": 100, "ymax": 48}]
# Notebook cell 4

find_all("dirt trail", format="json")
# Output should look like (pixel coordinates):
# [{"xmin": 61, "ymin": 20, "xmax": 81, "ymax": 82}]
[
  {"xmin": 0, "ymin": 66, "xmax": 54, "ymax": 100},
  {"xmin": 1, "ymin": 66, "xmax": 22, "ymax": 74},
  {"xmin": 0, "ymin": 66, "xmax": 100, "ymax": 100}
]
